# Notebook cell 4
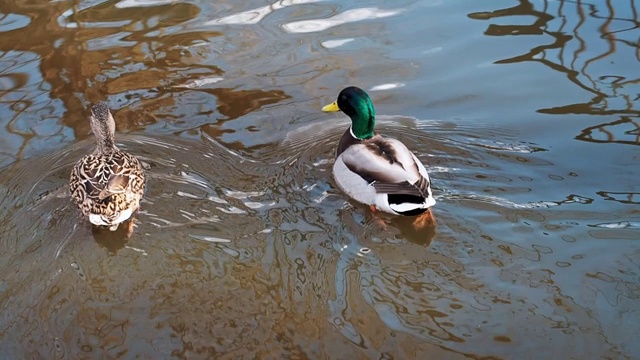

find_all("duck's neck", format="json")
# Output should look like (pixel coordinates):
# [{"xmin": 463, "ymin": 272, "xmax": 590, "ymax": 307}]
[
  {"xmin": 349, "ymin": 109, "xmax": 375, "ymax": 140},
  {"xmin": 96, "ymin": 135, "xmax": 116, "ymax": 154}
]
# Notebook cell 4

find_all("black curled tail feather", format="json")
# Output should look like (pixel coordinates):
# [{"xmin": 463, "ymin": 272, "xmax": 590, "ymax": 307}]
[{"xmin": 414, "ymin": 176, "xmax": 430, "ymax": 198}]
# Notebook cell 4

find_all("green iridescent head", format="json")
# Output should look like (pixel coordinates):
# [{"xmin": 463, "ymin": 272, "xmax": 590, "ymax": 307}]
[{"xmin": 322, "ymin": 86, "xmax": 375, "ymax": 140}]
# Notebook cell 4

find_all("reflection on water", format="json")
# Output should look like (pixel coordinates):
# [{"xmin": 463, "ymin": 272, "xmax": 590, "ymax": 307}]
[
  {"xmin": 468, "ymin": 0, "xmax": 639, "ymax": 154},
  {"xmin": 0, "ymin": 0, "xmax": 639, "ymax": 358},
  {"xmin": 576, "ymin": 116, "xmax": 640, "ymax": 146},
  {"xmin": 469, "ymin": 0, "xmax": 639, "ymax": 116},
  {"xmin": 282, "ymin": 7, "xmax": 404, "ymax": 34},
  {"xmin": 204, "ymin": 0, "xmax": 323, "ymax": 26}
]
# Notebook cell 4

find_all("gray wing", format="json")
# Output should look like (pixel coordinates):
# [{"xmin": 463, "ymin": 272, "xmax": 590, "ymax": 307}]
[
  {"xmin": 340, "ymin": 137, "xmax": 428, "ymax": 196},
  {"xmin": 372, "ymin": 175, "xmax": 430, "ymax": 197}
]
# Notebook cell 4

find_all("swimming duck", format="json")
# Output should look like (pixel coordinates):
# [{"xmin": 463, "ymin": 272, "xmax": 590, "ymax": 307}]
[
  {"xmin": 322, "ymin": 86, "xmax": 435, "ymax": 228},
  {"xmin": 69, "ymin": 103, "xmax": 146, "ymax": 231}
]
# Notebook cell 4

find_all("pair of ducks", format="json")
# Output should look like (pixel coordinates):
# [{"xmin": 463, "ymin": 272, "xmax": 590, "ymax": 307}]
[{"xmin": 70, "ymin": 86, "xmax": 436, "ymax": 232}]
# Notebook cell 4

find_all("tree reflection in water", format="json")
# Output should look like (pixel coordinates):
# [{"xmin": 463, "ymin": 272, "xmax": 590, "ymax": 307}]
[{"xmin": 469, "ymin": 0, "xmax": 639, "ymax": 145}]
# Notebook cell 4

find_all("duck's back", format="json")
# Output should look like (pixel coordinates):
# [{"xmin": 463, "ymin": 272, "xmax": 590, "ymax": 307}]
[{"xmin": 70, "ymin": 150, "xmax": 145, "ymax": 225}]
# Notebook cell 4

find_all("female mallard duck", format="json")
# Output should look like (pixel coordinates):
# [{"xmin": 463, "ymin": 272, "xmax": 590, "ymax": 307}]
[
  {"xmin": 322, "ymin": 86, "xmax": 436, "ymax": 228},
  {"xmin": 69, "ymin": 103, "xmax": 146, "ymax": 231}
]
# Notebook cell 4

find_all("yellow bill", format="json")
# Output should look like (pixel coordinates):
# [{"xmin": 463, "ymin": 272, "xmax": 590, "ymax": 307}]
[{"xmin": 321, "ymin": 101, "xmax": 340, "ymax": 112}]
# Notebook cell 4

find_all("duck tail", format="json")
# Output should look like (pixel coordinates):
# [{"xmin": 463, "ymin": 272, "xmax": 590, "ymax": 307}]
[{"xmin": 388, "ymin": 194, "xmax": 429, "ymax": 216}]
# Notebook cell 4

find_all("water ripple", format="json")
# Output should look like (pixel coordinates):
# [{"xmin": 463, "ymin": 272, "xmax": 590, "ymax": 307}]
[
  {"xmin": 204, "ymin": 0, "xmax": 323, "ymax": 26},
  {"xmin": 283, "ymin": 7, "xmax": 404, "ymax": 33}
]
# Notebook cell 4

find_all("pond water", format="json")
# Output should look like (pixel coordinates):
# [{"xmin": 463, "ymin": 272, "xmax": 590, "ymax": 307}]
[{"xmin": 0, "ymin": 0, "xmax": 638, "ymax": 358}]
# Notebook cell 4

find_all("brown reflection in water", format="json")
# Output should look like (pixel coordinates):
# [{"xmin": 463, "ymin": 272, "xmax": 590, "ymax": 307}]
[
  {"xmin": 199, "ymin": 87, "xmax": 291, "ymax": 121},
  {"xmin": 113, "ymin": 95, "xmax": 177, "ymax": 133},
  {"xmin": 362, "ymin": 211, "xmax": 437, "ymax": 247},
  {"xmin": 210, "ymin": 88, "xmax": 291, "ymax": 120},
  {"xmin": 468, "ymin": 0, "xmax": 639, "ymax": 117},
  {"xmin": 91, "ymin": 219, "xmax": 133, "ymax": 253},
  {"xmin": 0, "ymin": 0, "xmax": 297, "ymax": 160},
  {"xmin": 0, "ymin": 0, "xmax": 220, "ymax": 142},
  {"xmin": 188, "ymin": 87, "xmax": 292, "ymax": 151}
]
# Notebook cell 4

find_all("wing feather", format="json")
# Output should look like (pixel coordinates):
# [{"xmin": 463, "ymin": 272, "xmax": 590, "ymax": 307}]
[
  {"xmin": 340, "ymin": 135, "xmax": 425, "ymax": 189},
  {"xmin": 98, "ymin": 174, "xmax": 131, "ymax": 200},
  {"xmin": 372, "ymin": 181, "xmax": 424, "ymax": 197}
]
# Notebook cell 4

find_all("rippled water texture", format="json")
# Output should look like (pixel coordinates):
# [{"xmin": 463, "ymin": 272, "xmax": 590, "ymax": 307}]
[{"xmin": 1, "ymin": 0, "xmax": 639, "ymax": 358}]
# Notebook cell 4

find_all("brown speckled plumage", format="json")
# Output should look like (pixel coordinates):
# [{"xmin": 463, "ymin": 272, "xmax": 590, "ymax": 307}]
[{"xmin": 69, "ymin": 103, "xmax": 145, "ymax": 230}]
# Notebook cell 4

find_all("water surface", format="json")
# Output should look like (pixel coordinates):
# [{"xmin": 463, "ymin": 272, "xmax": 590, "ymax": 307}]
[{"xmin": 0, "ymin": 0, "xmax": 638, "ymax": 358}]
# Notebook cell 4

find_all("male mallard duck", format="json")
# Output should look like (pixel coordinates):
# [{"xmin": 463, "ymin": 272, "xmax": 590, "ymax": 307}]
[
  {"xmin": 322, "ymin": 86, "xmax": 436, "ymax": 228},
  {"xmin": 69, "ymin": 103, "xmax": 146, "ymax": 231}
]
